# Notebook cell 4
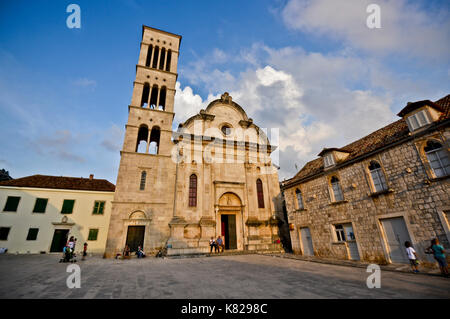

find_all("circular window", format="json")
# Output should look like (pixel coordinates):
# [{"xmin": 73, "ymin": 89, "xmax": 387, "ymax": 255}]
[{"xmin": 221, "ymin": 125, "xmax": 231, "ymax": 135}]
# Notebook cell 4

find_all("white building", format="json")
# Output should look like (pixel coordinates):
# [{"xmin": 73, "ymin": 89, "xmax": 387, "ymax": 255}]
[{"xmin": 0, "ymin": 174, "xmax": 115, "ymax": 254}]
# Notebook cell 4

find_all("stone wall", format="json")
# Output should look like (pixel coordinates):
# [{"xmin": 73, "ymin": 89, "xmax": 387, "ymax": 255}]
[{"xmin": 284, "ymin": 127, "xmax": 449, "ymax": 265}]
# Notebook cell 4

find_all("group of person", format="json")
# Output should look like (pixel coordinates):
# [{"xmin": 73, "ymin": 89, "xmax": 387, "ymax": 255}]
[
  {"xmin": 115, "ymin": 245, "xmax": 146, "ymax": 259},
  {"xmin": 209, "ymin": 236, "xmax": 225, "ymax": 253},
  {"xmin": 405, "ymin": 238, "xmax": 448, "ymax": 276},
  {"xmin": 61, "ymin": 236, "xmax": 88, "ymax": 262}
]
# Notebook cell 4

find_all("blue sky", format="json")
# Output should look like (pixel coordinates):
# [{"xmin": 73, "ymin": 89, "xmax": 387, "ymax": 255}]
[{"xmin": 0, "ymin": 0, "xmax": 449, "ymax": 182}]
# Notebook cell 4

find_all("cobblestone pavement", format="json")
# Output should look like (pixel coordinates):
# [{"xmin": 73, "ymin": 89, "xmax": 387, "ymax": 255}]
[{"xmin": 0, "ymin": 254, "xmax": 448, "ymax": 299}]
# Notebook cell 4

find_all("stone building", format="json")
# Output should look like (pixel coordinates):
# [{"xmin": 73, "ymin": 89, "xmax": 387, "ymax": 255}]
[
  {"xmin": 0, "ymin": 174, "xmax": 115, "ymax": 254},
  {"xmin": 104, "ymin": 26, "xmax": 282, "ymax": 257},
  {"xmin": 281, "ymin": 95, "xmax": 449, "ymax": 265}
]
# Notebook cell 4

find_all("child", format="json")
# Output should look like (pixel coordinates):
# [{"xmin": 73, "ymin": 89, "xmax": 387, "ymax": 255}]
[
  {"xmin": 82, "ymin": 242, "xmax": 88, "ymax": 260},
  {"xmin": 405, "ymin": 241, "xmax": 419, "ymax": 273},
  {"xmin": 429, "ymin": 238, "xmax": 449, "ymax": 276}
]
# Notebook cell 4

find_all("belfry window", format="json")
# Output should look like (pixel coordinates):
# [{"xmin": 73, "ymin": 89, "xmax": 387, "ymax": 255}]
[
  {"xmin": 141, "ymin": 83, "xmax": 150, "ymax": 107},
  {"xmin": 149, "ymin": 85, "xmax": 158, "ymax": 109},
  {"xmin": 159, "ymin": 48, "xmax": 166, "ymax": 70},
  {"xmin": 165, "ymin": 50, "xmax": 172, "ymax": 72},
  {"xmin": 158, "ymin": 86, "xmax": 166, "ymax": 110},
  {"xmin": 369, "ymin": 161, "xmax": 388, "ymax": 192},
  {"xmin": 152, "ymin": 46, "xmax": 159, "ymax": 69},
  {"xmin": 145, "ymin": 45, "xmax": 153, "ymax": 67},
  {"xmin": 136, "ymin": 125, "xmax": 149, "ymax": 153},
  {"xmin": 188, "ymin": 174, "xmax": 197, "ymax": 207},
  {"xmin": 149, "ymin": 126, "xmax": 160, "ymax": 155},
  {"xmin": 257, "ymin": 179, "xmax": 265, "ymax": 208},
  {"xmin": 425, "ymin": 140, "xmax": 450, "ymax": 178}
]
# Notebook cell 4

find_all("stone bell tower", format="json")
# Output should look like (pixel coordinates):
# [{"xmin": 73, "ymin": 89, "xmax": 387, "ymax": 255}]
[{"xmin": 104, "ymin": 26, "xmax": 182, "ymax": 257}]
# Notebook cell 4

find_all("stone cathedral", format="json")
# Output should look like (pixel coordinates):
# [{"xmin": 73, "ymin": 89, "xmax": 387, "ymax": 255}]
[{"xmin": 104, "ymin": 26, "xmax": 282, "ymax": 257}]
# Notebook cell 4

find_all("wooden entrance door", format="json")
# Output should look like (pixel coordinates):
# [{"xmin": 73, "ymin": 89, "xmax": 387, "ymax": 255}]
[
  {"xmin": 126, "ymin": 226, "xmax": 145, "ymax": 252},
  {"xmin": 50, "ymin": 229, "xmax": 69, "ymax": 252},
  {"xmin": 221, "ymin": 214, "xmax": 237, "ymax": 250}
]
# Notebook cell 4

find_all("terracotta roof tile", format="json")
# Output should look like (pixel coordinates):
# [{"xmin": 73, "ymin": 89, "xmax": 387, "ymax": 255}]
[
  {"xmin": 287, "ymin": 94, "xmax": 450, "ymax": 185},
  {"xmin": 0, "ymin": 175, "xmax": 115, "ymax": 192}
]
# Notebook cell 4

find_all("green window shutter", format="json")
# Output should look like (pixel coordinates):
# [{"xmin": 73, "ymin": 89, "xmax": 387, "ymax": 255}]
[
  {"xmin": 61, "ymin": 200, "xmax": 75, "ymax": 214},
  {"xmin": 88, "ymin": 229, "xmax": 99, "ymax": 241},
  {"xmin": 99, "ymin": 201, "xmax": 105, "ymax": 214},
  {"xmin": 93, "ymin": 201, "xmax": 105, "ymax": 215},
  {"xmin": 4, "ymin": 196, "xmax": 20, "ymax": 212},
  {"xmin": 26, "ymin": 228, "xmax": 39, "ymax": 240},
  {"xmin": 92, "ymin": 201, "xmax": 99, "ymax": 214},
  {"xmin": 33, "ymin": 198, "xmax": 48, "ymax": 213}
]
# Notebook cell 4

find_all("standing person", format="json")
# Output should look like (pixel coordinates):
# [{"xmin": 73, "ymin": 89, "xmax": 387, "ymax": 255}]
[
  {"xmin": 216, "ymin": 236, "xmax": 224, "ymax": 253},
  {"xmin": 404, "ymin": 241, "xmax": 419, "ymax": 273},
  {"xmin": 82, "ymin": 242, "xmax": 88, "ymax": 261},
  {"xmin": 67, "ymin": 236, "xmax": 75, "ymax": 254},
  {"xmin": 209, "ymin": 237, "xmax": 216, "ymax": 253},
  {"xmin": 428, "ymin": 238, "xmax": 449, "ymax": 276}
]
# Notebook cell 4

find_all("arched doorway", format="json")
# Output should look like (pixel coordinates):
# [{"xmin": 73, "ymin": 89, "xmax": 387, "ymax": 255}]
[
  {"xmin": 218, "ymin": 192, "xmax": 242, "ymax": 250},
  {"xmin": 125, "ymin": 211, "xmax": 147, "ymax": 253}
]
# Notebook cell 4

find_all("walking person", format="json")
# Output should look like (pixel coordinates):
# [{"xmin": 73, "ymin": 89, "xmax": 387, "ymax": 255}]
[
  {"xmin": 209, "ymin": 237, "xmax": 216, "ymax": 253},
  {"xmin": 428, "ymin": 238, "xmax": 449, "ymax": 276},
  {"xmin": 82, "ymin": 242, "xmax": 88, "ymax": 261},
  {"xmin": 404, "ymin": 241, "xmax": 419, "ymax": 273}
]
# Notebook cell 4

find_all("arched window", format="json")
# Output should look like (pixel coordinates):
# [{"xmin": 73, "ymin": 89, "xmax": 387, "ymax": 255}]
[
  {"xmin": 139, "ymin": 171, "xmax": 146, "ymax": 191},
  {"xmin": 149, "ymin": 85, "xmax": 158, "ymax": 109},
  {"xmin": 149, "ymin": 126, "xmax": 160, "ymax": 155},
  {"xmin": 369, "ymin": 161, "xmax": 387, "ymax": 192},
  {"xmin": 141, "ymin": 83, "xmax": 150, "ymax": 107},
  {"xmin": 159, "ymin": 47, "xmax": 166, "ymax": 70},
  {"xmin": 424, "ymin": 141, "xmax": 450, "ymax": 178},
  {"xmin": 135, "ymin": 125, "xmax": 148, "ymax": 153},
  {"xmin": 158, "ymin": 86, "xmax": 166, "ymax": 110},
  {"xmin": 188, "ymin": 174, "xmax": 197, "ymax": 207},
  {"xmin": 330, "ymin": 176, "xmax": 343, "ymax": 202},
  {"xmin": 256, "ymin": 179, "xmax": 265, "ymax": 208},
  {"xmin": 145, "ymin": 45, "xmax": 153, "ymax": 67},
  {"xmin": 152, "ymin": 46, "xmax": 159, "ymax": 69},
  {"xmin": 296, "ymin": 189, "xmax": 304, "ymax": 210},
  {"xmin": 165, "ymin": 50, "xmax": 172, "ymax": 72}
]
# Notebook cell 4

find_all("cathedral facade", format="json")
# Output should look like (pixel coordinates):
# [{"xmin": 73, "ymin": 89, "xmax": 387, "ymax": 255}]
[{"xmin": 104, "ymin": 26, "xmax": 282, "ymax": 257}]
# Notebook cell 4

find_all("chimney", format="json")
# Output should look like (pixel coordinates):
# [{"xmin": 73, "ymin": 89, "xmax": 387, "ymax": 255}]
[{"xmin": 89, "ymin": 174, "xmax": 94, "ymax": 180}]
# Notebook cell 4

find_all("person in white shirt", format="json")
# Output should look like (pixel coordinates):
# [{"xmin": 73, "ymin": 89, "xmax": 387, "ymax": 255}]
[{"xmin": 405, "ymin": 241, "xmax": 419, "ymax": 273}]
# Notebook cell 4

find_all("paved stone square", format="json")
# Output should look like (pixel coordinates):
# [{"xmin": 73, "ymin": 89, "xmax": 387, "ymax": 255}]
[{"xmin": 0, "ymin": 254, "xmax": 448, "ymax": 299}]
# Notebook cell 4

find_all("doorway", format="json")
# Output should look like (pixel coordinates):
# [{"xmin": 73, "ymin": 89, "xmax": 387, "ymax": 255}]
[
  {"xmin": 380, "ymin": 217, "xmax": 411, "ymax": 263},
  {"xmin": 50, "ymin": 229, "xmax": 69, "ymax": 252},
  {"xmin": 221, "ymin": 214, "xmax": 237, "ymax": 250},
  {"xmin": 126, "ymin": 226, "xmax": 145, "ymax": 252},
  {"xmin": 300, "ymin": 227, "xmax": 314, "ymax": 256}
]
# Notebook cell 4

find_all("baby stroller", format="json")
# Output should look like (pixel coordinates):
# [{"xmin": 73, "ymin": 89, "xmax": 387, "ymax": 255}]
[{"xmin": 59, "ymin": 245, "xmax": 77, "ymax": 263}]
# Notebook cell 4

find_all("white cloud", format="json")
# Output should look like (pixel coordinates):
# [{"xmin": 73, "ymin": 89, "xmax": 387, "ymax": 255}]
[
  {"xmin": 72, "ymin": 77, "xmax": 97, "ymax": 88},
  {"xmin": 178, "ymin": 44, "xmax": 399, "ymax": 179},
  {"xmin": 101, "ymin": 124, "xmax": 124, "ymax": 152},
  {"xmin": 281, "ymin": 0, "xmax": 450, "ymax": 60}
]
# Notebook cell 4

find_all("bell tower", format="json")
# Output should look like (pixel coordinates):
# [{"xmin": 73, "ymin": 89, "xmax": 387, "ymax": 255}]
[{"xmin": 104, "ymin": 26, "xmax": 182, "ymax": 257}]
